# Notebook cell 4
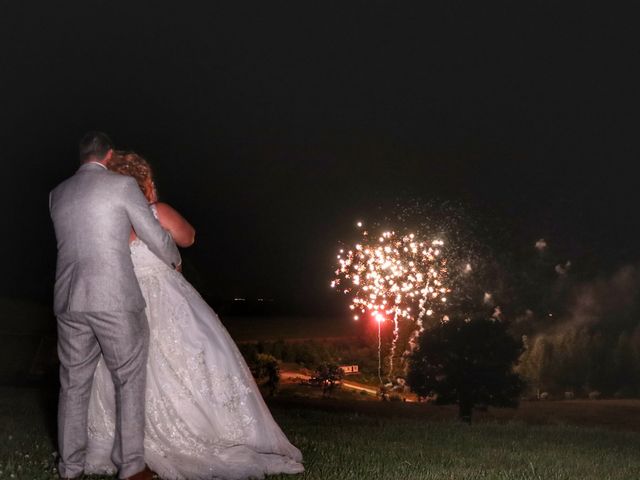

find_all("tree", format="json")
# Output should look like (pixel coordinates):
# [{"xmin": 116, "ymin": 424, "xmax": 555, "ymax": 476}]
[
  {"xmin": 250, "ymin": 353, "xmax": 280, "ymax": 397},
  {"xmin": 408, "ymin": 316, "xmax": 524, "ymax": 423},
  {"xmin": 313, "ymin": 362, "xmax": 344, "ymax": 397}
]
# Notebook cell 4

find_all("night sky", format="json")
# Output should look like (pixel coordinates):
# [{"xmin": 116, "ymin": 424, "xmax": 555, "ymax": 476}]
[{"xmin": 2, "ymin": 3, "xmax": 639, "ymax": 313}]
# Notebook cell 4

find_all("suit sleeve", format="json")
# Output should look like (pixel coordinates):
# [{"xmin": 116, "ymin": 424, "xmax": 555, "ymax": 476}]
[{"xmin": 122, "ymin": 177, "xmax": 182, "ymax": 268}]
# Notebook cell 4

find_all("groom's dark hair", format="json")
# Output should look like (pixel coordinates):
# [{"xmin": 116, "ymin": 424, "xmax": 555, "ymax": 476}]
[{"xmin": 79, "ymin": 131, "xmax": 114, "ymax": 162}]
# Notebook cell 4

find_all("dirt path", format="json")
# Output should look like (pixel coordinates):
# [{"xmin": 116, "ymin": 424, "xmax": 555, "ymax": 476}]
[{"xmin": 280, "ymin": 369, "xmax": 379, "ymax": 396}]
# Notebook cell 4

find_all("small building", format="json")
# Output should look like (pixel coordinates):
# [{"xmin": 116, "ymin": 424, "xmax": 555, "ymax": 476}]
[{"xmin": 339, "ymin": 365, "xmax": 359, "ymax": 375}]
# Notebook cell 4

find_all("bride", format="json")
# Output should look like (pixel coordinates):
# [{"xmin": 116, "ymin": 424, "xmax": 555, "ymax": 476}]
[{"xmin": 84, "ymin": 152, "xmax": 304, "ymax": 479}]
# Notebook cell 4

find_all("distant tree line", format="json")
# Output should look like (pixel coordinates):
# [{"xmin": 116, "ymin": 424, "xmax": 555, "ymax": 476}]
[
  {"xmin": 518, "ymin": 326, "xmax": 640, "ymax": 398},
  {"xmin": 239, "ymin": 338, "xmax": 374, "ymax": 367}
]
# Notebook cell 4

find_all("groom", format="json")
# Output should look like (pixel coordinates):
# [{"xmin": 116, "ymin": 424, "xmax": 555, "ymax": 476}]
[{"xmin": 50, "ymin": 132, "xmax": 181, "ymax": 479}]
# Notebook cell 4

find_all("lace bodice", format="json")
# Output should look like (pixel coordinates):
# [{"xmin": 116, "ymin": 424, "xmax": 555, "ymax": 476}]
[
  {"xmin": 129, "ymin": 205, "xmax": 177, "ymax": 277},
  {"xmin": 130, "ymin": 238, "xmax": 174, "ymax": 276}
]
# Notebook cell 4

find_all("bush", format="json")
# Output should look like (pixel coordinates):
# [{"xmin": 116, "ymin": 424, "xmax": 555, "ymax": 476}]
[
  {"xmin": 249, "ymin": 353, "xmax": 280, "ymax": 396},
  {"xmin": 313, "ymin": 362, "xmax": 344, "ymax": 398}
]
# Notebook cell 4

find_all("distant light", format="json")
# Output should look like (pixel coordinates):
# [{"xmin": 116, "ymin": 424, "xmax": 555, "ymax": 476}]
[
  {"xmin": 233, "ymin": 298, "xmax": 246, "ymax": 302},
  {"xmin": 356, "ymin": 221, "xmax": 363, "ymax": 228},
  {"xmin": 257, "ymin": 298, "xmax": 264, "ymax": 302}
]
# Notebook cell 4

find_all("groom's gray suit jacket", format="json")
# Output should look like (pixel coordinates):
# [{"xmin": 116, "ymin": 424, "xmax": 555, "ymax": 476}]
[{"xmin": 50, "ymin": 162, "xmax": 181, "ymax": 314}]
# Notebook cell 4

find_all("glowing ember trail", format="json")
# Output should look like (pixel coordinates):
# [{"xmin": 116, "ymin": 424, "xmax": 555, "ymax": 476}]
[{"xmin": 332, "ymin": 222, "xmax": 450, "ymax": 382}]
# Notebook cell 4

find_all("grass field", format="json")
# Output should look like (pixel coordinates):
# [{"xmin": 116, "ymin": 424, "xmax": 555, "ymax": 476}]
[{"xmin": 1, "ymin": 387, "xmax": 639, "ymax": 480}]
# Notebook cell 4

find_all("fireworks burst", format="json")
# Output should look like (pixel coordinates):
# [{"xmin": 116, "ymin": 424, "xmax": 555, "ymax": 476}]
[{"xmin": 332, "ymin": 223, "xmax": 450, "ymax": 382}]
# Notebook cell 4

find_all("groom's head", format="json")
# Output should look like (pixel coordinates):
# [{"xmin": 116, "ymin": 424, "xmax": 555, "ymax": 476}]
[{"xmin": 79, "ymin": 131, "xmax": 114, "ymax": 164}]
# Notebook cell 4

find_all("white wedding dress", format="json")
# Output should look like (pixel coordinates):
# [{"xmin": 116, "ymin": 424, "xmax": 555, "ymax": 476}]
[{"xmin": 85, "ymin": 210, "xmax": 304, "ymax": 479}]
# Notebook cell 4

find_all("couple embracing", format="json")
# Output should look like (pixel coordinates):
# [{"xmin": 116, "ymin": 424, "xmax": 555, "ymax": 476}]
[{"xmin": 49, "ymin": 132, "xmax": 304, "ymax": 480}]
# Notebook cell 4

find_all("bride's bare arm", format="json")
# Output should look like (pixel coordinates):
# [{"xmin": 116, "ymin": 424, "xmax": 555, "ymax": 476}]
[{"xmin": 154, "ymin": 202, "xmax": 196, "ymax": 247}]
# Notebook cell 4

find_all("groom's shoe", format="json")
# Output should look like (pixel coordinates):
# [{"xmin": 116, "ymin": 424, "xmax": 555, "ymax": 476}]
[{"xmin": 124, "ymin": 465, "xmax": 157, "ymax": 480}]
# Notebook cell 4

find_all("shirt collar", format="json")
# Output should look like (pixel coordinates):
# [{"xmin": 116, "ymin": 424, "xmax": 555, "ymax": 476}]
[{"xmin": 87, "ymin": 161, "xmax": 108, "ymax": 170}]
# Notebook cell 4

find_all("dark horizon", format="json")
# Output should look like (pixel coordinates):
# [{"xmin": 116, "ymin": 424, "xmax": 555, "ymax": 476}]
[{"xmin": 2, "ymin": 3, "xmax": 639, "ymax": 314}]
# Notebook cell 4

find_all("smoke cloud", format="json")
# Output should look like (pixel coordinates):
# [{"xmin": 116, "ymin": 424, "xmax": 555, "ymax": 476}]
[{"xmin": 559, "ymin": 264, "xmax": 640, "ymax": 332}]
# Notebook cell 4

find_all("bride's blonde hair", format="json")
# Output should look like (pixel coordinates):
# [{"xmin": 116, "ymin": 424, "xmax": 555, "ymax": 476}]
[{"xmin": 109, "ymin": 151, "xmax": 155, "ymax": 202}]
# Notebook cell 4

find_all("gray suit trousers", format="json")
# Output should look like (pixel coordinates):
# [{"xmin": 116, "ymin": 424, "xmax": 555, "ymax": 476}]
[{"xmin": 56, "ymin": 310, "xmax": 149, "ymax": 479}]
